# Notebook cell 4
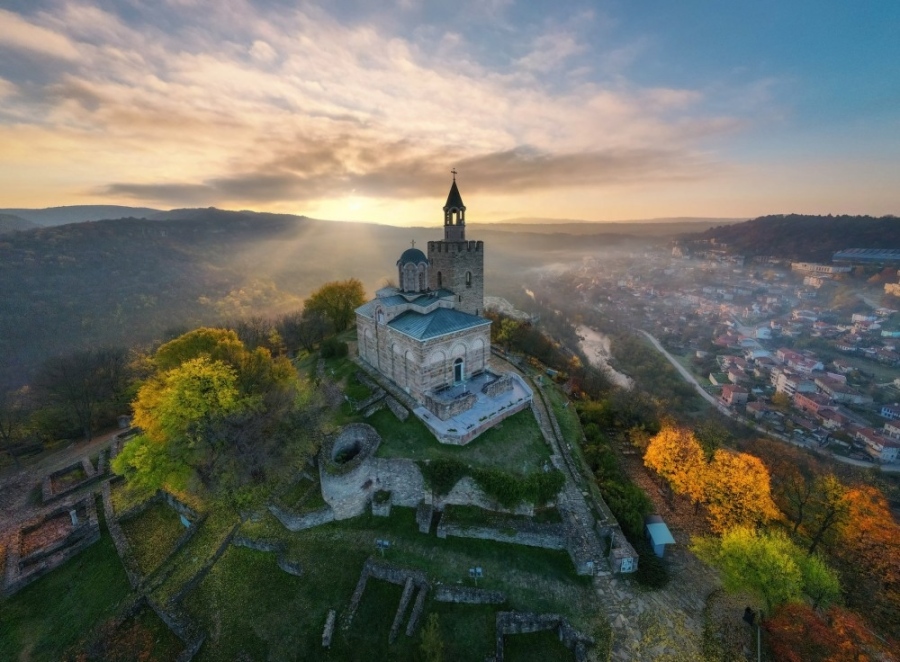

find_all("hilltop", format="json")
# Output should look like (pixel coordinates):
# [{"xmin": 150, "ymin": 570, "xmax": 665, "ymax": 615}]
[
  {"xmin": 684, "ymin": 214, "xmax": 900, "ymax": 261},
  {"xmin": 0, "ymin": 208, "xmax": 657, "ymax": 389}
]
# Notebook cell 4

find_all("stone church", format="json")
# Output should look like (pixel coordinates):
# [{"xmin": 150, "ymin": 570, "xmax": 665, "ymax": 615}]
[{"xmin": 355, "ymin": 175, "xmax": 532, "ymax": 444}]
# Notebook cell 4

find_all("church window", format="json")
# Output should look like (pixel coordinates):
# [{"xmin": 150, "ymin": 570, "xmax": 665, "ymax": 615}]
[
  {"xmin": 437, "ymin": 272, "xmax": 442, "ymax": 288},
  {"xmin": 466, "ymin": 271, "xmax": 472, "ymax": 288}
]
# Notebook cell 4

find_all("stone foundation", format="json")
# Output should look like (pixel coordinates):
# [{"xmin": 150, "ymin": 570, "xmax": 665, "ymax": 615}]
[
  {"xmin": 3, "ymin": 495, "xmax": 101, "ymax": 597},
  {"xmin": 495, "ymin": 611, "xmax": 594, "ymax": 662}
]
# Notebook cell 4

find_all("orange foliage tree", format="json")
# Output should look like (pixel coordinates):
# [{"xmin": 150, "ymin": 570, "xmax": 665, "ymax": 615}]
[
  {"xmin": 703, "ymin": 450, "xmax": 779, "ymax": 533},
  {"xmin": 764, "ymin": 603, "xmax": 898, "ymax": 662},
  {"xmin": 643, "ymin": 424, "xmax": 707, "ymax": 505},
  {"xmin": 830, "ymin": 485, "xmax": 900, "ymax": 640}
]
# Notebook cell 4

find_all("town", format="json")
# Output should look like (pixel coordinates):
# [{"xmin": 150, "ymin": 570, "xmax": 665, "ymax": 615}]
[{"xmin": 535, "ymin": 244, "xmax": 900, "ymax": 468}]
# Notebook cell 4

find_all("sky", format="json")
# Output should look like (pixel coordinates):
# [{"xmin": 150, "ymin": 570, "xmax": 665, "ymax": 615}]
[{"xmin": 0, "ymin": 0, "xmax": 898, "ymax": 225}]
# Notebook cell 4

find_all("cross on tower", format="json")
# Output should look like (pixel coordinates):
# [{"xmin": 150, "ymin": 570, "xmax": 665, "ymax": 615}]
[
  {"xmin": 410, "ymin": 239, "xmax": 416, "ymax": 248},
  {"xmin": 450, "ymin": 167, "xmax": 457, "ymax": 180}
]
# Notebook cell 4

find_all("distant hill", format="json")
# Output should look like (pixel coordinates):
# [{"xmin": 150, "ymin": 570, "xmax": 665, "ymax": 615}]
[
  {"xmin": 473, "ymin": 217, "xmax": 747, "ymax": 236},
  {"xmin": 0, "ymin": 208, "xmax": 657, "ymax": 390},
  {"xmin": 0, "ymin": 205, "xmax": 161, "ymax": 226},
  {"xmin": 0, "ymin": 213, "xmax": 36, "ymax": 234},
  {"xmin": 684, "ymin": 214, "xmax": 900, "ymax": 261}
]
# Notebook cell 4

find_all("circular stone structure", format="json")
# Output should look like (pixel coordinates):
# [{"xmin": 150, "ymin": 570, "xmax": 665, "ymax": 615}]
[{"xmin": 321, "ymin": 423, "xmax": 381, "ymax": 476}]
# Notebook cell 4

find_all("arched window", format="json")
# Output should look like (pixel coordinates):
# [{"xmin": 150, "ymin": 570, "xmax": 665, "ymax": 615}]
[
  {"xmin": 437, "ymin": 272, "xmax": 442, "ymax": 289},
  {"xmin": 465, "ymin": 271, "xmax": 472, "ymax": 288}
]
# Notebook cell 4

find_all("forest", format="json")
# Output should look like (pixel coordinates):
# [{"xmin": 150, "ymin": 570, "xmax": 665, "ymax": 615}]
[{"xmin": 687, "ymin": 214, "xmax": 900, "ymax": 261}]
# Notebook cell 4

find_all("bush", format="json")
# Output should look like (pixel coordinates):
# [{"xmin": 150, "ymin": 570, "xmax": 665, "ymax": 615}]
[
  {"xmin": 320, "ymin": 337, "xmax": 348, "ymax": 358},
  {"xmin": 632, "ymin": 538, "xmax": 669, "ymax": 588},
  {"xmin": 419, "ymin": 459, "xmax": 564, "ymax": 507}
]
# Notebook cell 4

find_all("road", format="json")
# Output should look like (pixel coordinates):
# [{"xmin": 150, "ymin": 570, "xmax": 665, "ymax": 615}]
[
  {"xmin": 638, "ymin": 330, "xmax": 900, "ymax": 474},
  {"xmin": 638, "ymin": 330, "xmax": 729, "ymax": 414}
]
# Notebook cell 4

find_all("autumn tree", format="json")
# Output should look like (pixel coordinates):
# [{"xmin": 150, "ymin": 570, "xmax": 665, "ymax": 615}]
[
  {"xmin": 113, "ymin": 328, "xmax": 317, "ymax": 508},
  {"xmin": 830, "ymin": 485, "xmax": 900, "ymax": 639},
  {"xmin": 704, "ymin": 450, "xmax": 779, "ymax": 533},
  {"xmin": 801, "ymin": 474, "xmax": 850, "ymax": 555},
  {"xmin": 764, "ymin": 603, "xmax": 898, "ymax": 662},
  {"xmin": 691, "ymin": 528, "xmax": 840, "ymax": 612},
  {"xmin": 303, "ymin": 278, "xmax": 365, "ymax": 332},
  {"xmin": 644, "ymin": 424, "xmax": 707, "ymax": 506}
]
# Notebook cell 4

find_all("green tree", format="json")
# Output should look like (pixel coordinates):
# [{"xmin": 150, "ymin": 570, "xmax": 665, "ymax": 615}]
[
  {"xmin": 692, "ymin": 528, "xmax": 840, "ymax": 612},
  {"xmin": 805, "ymin": 474, "xmax": 850, "ymax": 555},
  {"xmin": 304, "ymin": 279, "xmax": 366, "ymax": 332},
  {"xmin": 419, "ymin": 613, "xmax": 444, "ymax": 662},
  {"xmin": 0, "ymin": 387, "xmax": 32, "ymax": 468},
  {"xmin": 114, "ymin": 328, "xmax": 315, "ymax": 507}
]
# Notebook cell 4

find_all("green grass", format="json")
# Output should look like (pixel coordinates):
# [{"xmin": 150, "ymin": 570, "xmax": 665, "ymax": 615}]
[
  {"xmin": 187, "ymin": 507, "xmax": 598, "ymax": 661},
  {"xmin": 153, "ymin": 509, "xmax": 238, "ymax": 603},
  {"xmin": 373, "ymin": 408, "xmax": 551, "ymax": 476},
  {"xmin": 129, "ymin": 606, "xmax": 185, "ymax": 661},
  {"xmin": 446, "ymin": 504, "xmax": 563, "ymax": 526},
  {"xmin": 344, "ymin": 372, "xmax": 373, "ymax": 401},
  {"xmin": 504, "ymin": 629, "xmax": 576, "ymax": 661},
  {"xmin": 110, "ymin": 481, "xmax": 156, "ymax": 515},
  {"xmin": 120, "ymin": 501, "xmax": 187, "ymax": 575},
  {"xmin": 0, "ymin": 530, "xmax": 133, "ymax": 661}
]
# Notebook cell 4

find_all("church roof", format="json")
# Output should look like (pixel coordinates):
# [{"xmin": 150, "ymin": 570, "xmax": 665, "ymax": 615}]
[
  {"xmin": 444, "ymin": 179, "xmax": 465, "ymax": 210},
  {"xmin": 398, "ymin": 247, "xmax": 428, "ymax": 265},
  {"xmin": 355, "ymin": 289, "xmax": 456, "ymax": 319},
  {"xmin": 388, "ymin": 307, "xmax": 489, "ymax": 340}
]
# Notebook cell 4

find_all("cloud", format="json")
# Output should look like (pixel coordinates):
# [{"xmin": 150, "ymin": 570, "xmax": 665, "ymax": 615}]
[
  {"xmin": 0, "ymin": 2, "xmax": 749, "ymax": 213},
  {"xmin": 0, "ymin": 9, "xmax": 81, "ymax": 60},
  {"xmin": 100, "ymin": 138, "xmax": 715, "ymax": 206}
]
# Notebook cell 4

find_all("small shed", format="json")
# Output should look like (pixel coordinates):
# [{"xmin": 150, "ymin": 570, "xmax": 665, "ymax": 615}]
[{"xmin": 645, "ymin": 515, "xmax": 675, "ymax": 558}]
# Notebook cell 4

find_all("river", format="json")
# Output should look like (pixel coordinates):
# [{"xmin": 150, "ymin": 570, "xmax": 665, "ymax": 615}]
[{"xmin": 575, "ymin": 325, "xmax": 634, "ymax": 390}]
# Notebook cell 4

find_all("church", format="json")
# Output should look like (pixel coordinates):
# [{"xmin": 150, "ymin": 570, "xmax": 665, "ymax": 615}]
[{"xmin": 355, "ymin": 174, "xmax": 532, "ymax": 444}]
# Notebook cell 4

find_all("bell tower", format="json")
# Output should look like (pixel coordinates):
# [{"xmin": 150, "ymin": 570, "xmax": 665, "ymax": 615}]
[
  {"xmin": 443, "ymin": 168, "xmax": 466, "ymax": 242},
  {"xmin": 428, "ymin": 171, "xmax": 484, "ymax": 316}
]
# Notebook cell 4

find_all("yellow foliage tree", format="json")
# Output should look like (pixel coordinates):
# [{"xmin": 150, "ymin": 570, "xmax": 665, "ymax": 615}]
[
  {"xmin": 704, "ymin": 450, "xmax": 779, "ymax": 533},
  {"xmin": 643, "ymin": 424, "xmax": 707, "ymax": 505}
]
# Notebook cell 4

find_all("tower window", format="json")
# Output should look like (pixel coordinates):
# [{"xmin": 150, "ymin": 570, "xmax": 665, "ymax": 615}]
[
  {"xmin": 437, "ymin": 272, "xmax": 442, "ymax": 289},
  {"xmin": 466, "ymin": 271, "xmax": 472, "ymax": 288}
]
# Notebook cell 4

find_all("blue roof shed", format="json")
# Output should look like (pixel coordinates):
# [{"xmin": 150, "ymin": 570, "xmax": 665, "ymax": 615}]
[{"xmin": 645, "ymin": 516, "xmax": 675, "ymax": 558}]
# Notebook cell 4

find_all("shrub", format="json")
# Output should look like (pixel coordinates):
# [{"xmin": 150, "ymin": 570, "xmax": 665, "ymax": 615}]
[
  {"xmin": 320, "ymin": 337, "xmax": 348, "ymax": 358},
  {"xmin": 632, "ymin": 538, "xmax": 669, "ymax": 588}
]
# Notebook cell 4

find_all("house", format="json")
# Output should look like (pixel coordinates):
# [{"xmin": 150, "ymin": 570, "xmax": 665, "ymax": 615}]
[
  {"xmin": 882, "ymin": 404, "xmax": 900, "ymax": 421},
  {"xmin": 884, "ymin": 421, "xmax": 900, "ymax": 439},
  {"xmin": 854, "ymin": 428, "xmax": 900, "ymax": 463},
  {"xmin": 721, "ymin": 384, "xmax": 749, "ymax": 406},
  {"xmin": 815, "ymin": 377, "xmax": 873, "ymax": 405},
  {"xmin": 793, "ymin": 392, "xmax": 834, "ymax": 415}
]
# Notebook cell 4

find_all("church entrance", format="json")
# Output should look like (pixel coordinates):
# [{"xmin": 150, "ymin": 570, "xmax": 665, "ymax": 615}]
[{"xmin": 454, "ymin": 358, "xmax": 464, "ymax": 384}]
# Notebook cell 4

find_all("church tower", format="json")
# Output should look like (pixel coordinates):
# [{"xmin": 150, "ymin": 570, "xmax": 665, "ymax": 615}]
[{"xmin": 428, "ymin": 172, "xmax": 484, "ymax": 316}]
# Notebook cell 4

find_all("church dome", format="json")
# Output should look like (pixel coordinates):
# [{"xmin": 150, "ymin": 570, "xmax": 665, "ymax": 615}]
[{"xmin": 398, "ymin": 247, "xmax": 428, "ymax": 265}]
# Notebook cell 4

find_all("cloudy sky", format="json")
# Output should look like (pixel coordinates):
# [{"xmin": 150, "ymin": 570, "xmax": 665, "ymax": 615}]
[{"xmin": 0, "ymin": 1, "xmax": 898, "ymax": 224}]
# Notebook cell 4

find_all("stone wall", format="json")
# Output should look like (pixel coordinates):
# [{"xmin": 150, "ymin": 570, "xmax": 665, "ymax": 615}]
[
  {"xmin": 482, "ymin": 374, "xmax": 513, "ymax": 398},
  {"xmin": 101, "ymin": 481, "xmax": 143, "ymax": 588},
  {"xmin": 3, "ymin": 495, "xmax": 101, "ymax": 597},
  {"xmin": 436, "ymin": 518, "xmax": 565, "ymax": 551},
  {"xmin": 495, "ymin": 611, "xmax": 594, "ymax": 662},
  {"xmin": 423, "ymin": 389, "xmax": 477, "ymax": 421},
  {"xmin": 41, "ymin": 456, "xmax": 105, "ymax": 503},
  {"xmin": 231, "ymin": 535, "xmax": 303, "ymax": 577},
  {"xmin": 357, "ymin": 314, "xmax": 491, "ymax": 406},
  {"xmin": 433, "ymin": 585, "xmax": 506, "ymax": 604},
  {"xmin": 427, "ymin": 239, "xmax": 484, "ymax": 316},
  {"xmin": 268, "ymin": 503, "xmax": 335, "ymax": 532}
]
